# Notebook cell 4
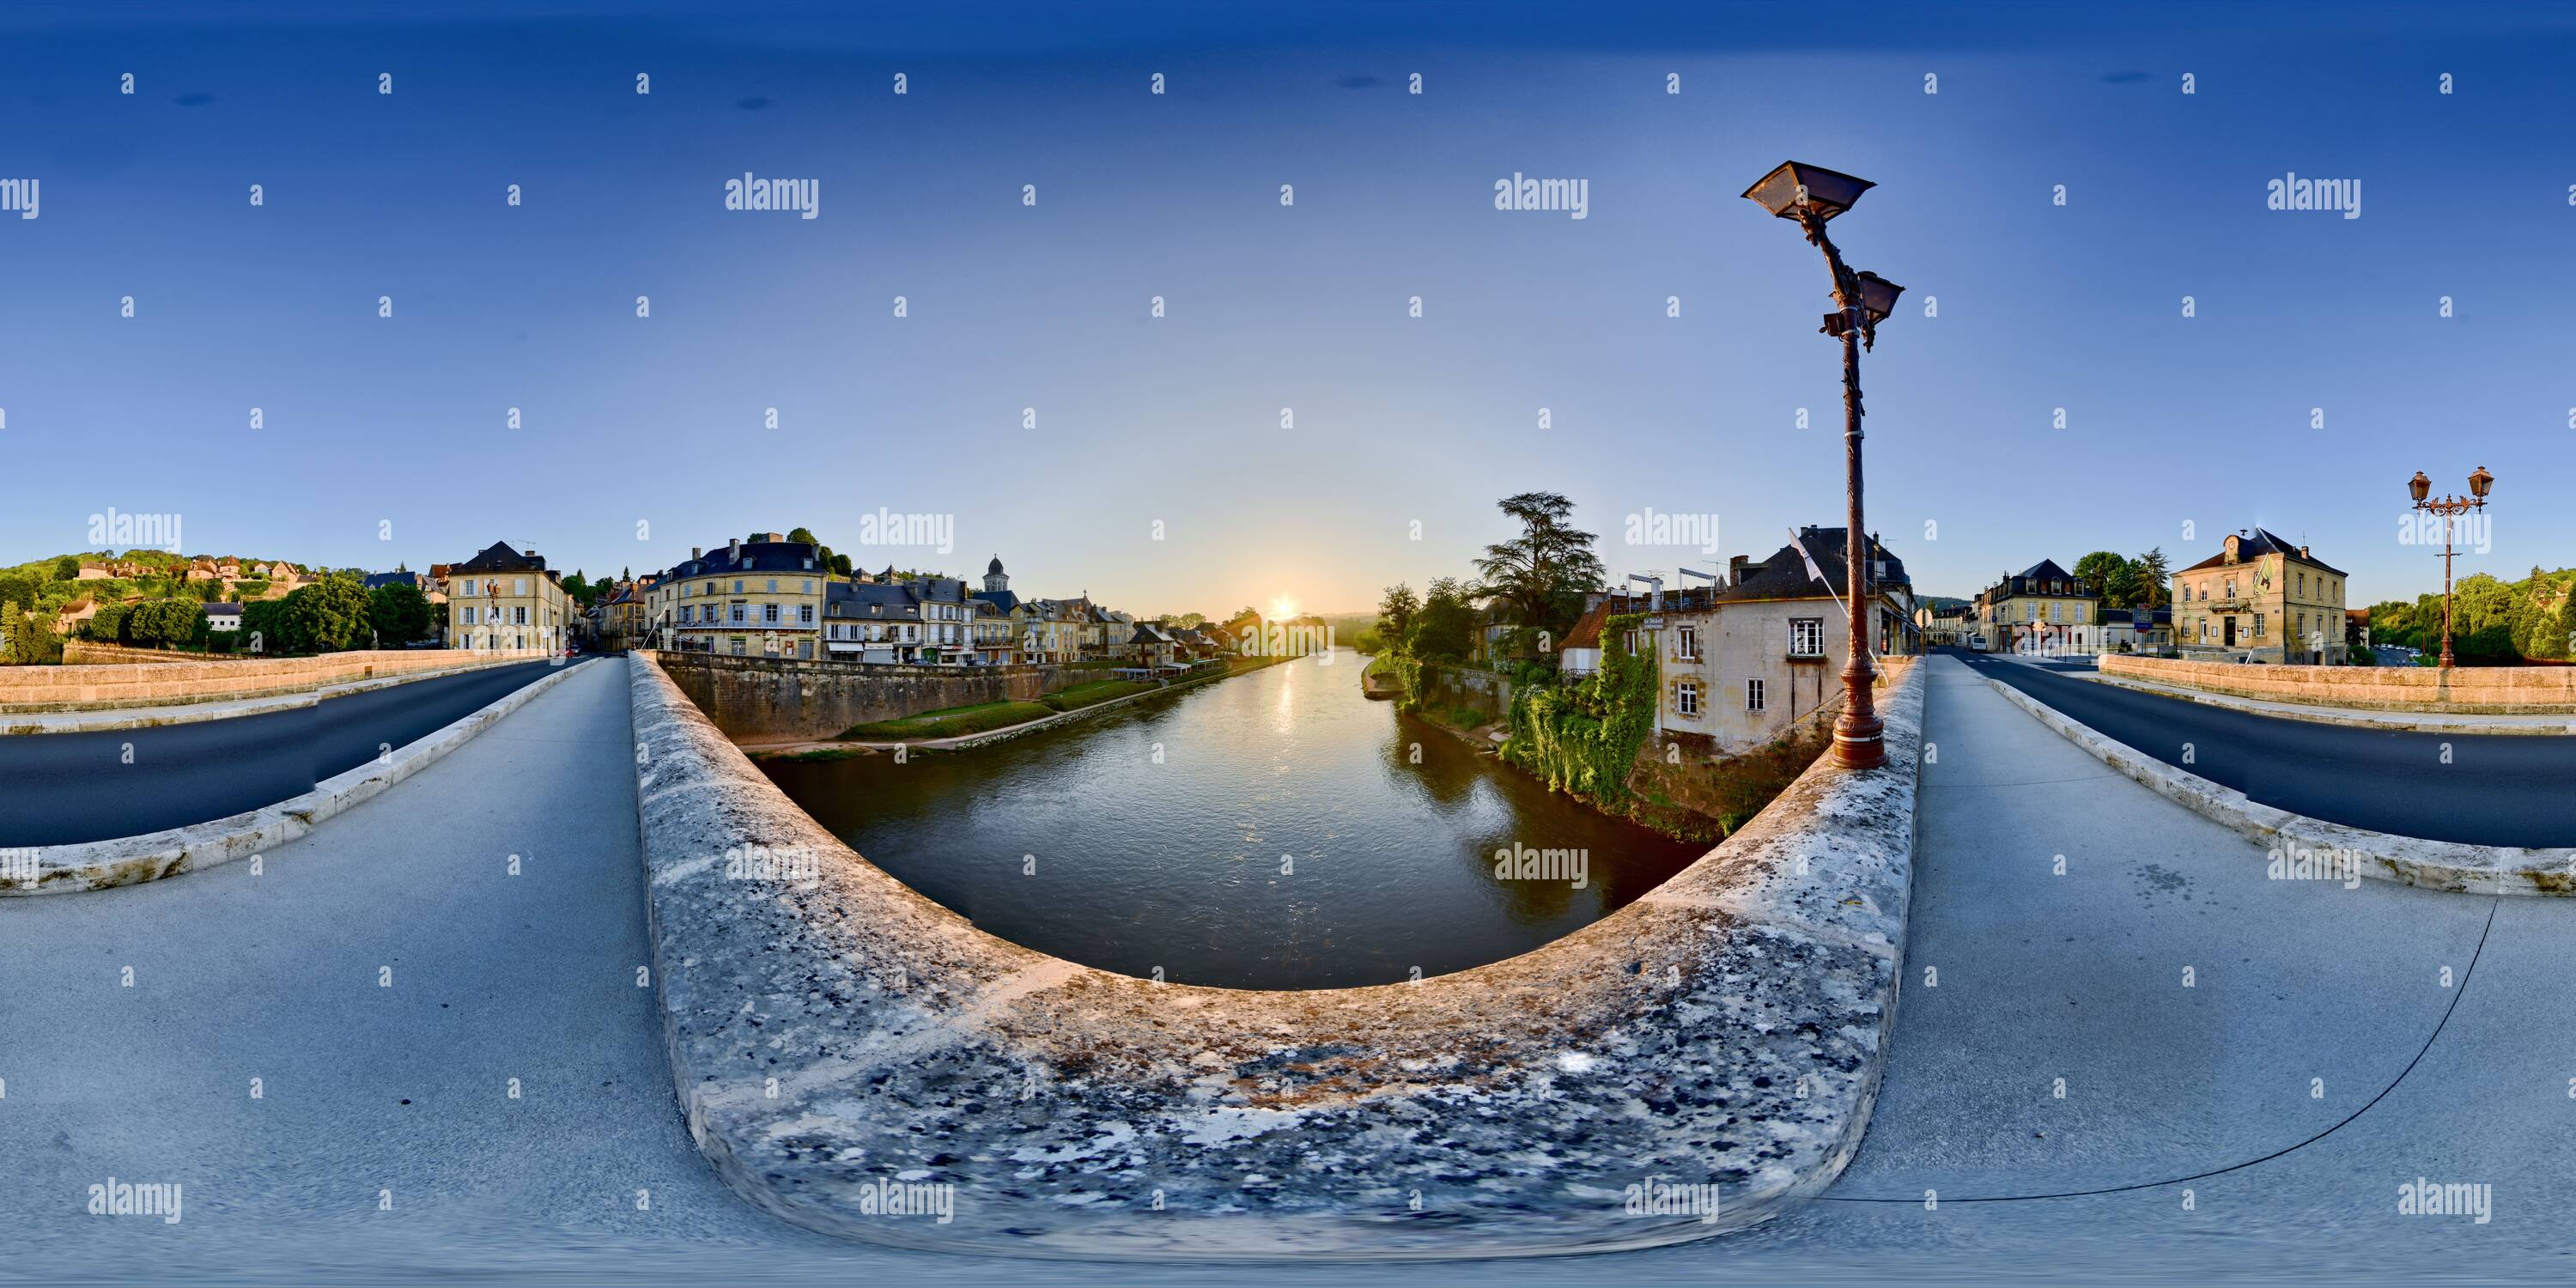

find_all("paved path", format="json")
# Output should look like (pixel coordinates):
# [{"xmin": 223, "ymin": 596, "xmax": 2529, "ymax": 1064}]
[
  {"xmin": 0, "ymin": 659, "xmax": 574, "ymax": 847},
  {"xmin": 1952, "ymin": 647, "xmax": 2575, "ymax": 847},
  {"xmin": 4, "ymin": 654, "xmax": 2570, "ymax": 1282}
]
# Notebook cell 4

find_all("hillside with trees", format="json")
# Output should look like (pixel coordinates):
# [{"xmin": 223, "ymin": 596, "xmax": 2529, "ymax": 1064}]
[{"xmin": 2363, "ymin": 567, "xmax": 2576, "ymax": 664}]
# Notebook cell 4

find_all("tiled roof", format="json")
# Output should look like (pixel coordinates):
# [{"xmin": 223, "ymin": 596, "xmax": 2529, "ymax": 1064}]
[
  {"xmin": 452, "ymin": 542, "xmax": 549, "ymax": 575},
  {"xmin": 2180, "ymin": 528, "xmax": 2348, "ymax": 577}
]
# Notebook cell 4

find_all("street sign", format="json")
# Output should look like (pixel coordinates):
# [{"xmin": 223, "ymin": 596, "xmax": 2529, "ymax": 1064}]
[{"xmin": 1640, "ymin": 616, "xmax": 1665, "ymax": 630}]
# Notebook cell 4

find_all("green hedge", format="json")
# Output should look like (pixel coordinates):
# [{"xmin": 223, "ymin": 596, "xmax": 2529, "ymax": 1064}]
[{"xmin": 1500, "ymin": 613, "xmax": 1657, "ymax": 807}]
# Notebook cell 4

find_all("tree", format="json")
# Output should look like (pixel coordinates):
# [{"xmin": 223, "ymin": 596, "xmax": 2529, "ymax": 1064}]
[
  {"xmin": 240, "ymin": 599, "xmax": 293, "ymax": 653},
  {"xmin": 82, "ymin": 601, "xmax": 132, "ymax": 642},
  {"xmin": 2073, "ymin": 551, "xmax": 2137, "ymax": 610},
  {"xmin": 369, "ymin": 581, "xmax": 434, "ymax": 647},
  {"xmin": 1376, "ymin": 583, "xmax": 1420, "ymax": 653},
  {"xmin": 1470, "ymin": 491, "xmax": 1606, "ymax": 648},
  {"xmin": 1410, "ymin": 577, "xmax": 1479, "ymax": 661},
  {"xmin": 125, "ymin": 598, "xmax": 201, "ymax": 649},
  {"xmin": 52, "ymin": 556, "xmax": 80, "ymax": 580},
  {"xmin": 2133, "ymin": 547, "xmax": 2172, "ymax": 609},
  {"xmin": 2, "ymin": 602, "xmax": 63, "ymax": 665},
  {"xmin": 283, "ymin": 575, "xmax": 373, "ymax": 653}
]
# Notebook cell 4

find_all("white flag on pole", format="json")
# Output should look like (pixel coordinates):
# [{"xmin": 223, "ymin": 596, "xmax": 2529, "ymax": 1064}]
[{"xmin": 1786, "ymin": 527, "xmax": 1827, "ymax": 585}]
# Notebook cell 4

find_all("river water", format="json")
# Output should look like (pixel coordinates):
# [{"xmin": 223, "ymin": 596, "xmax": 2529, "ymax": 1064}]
[{"xmin": 760, "ymin": 650, "xmax": 1707, "ymax": 989}]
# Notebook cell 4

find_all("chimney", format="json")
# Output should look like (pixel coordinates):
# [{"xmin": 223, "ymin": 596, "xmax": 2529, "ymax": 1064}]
[
  {"xmin": 764, "ymin": 532, "xmax": 784, "ymax": 544},
  {"xmin": 691, "ymin": 546, "xmax": 702, "ymax": 560},
  {"xmin": 1729, "ymin": 555, "xmax": 1752, "ymax": 586},
  {"xmin": 2299, "ymin": 544, "xmax": 2310, "ymax": 559},
  {"xmin": 729, "ymin": 537, "xmax": 741, "ymax": 562}
]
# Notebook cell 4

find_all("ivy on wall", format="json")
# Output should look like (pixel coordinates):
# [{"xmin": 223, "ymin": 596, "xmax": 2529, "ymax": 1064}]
[
  {"xmin": 1501, "ymin": 613, "xmax": 1656, "ymax": 807},
  {"xmin": 1386, "ymin": 653, "xmax": 1429, "ymax": 713}
]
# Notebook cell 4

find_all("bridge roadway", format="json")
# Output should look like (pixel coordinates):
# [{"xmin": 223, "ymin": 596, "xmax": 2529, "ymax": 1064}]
[
  {"xmin": 0, "ymin": 659, "xmax": 580, "ymax": 848},
  {"xmin": 0, "ymin": 656, "xmax": 2561, "ymax": 1280}
]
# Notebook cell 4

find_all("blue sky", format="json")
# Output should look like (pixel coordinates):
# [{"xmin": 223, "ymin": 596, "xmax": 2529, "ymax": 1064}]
[{"xmin": 3, "ymin": 1, "xmax": 2573, "ymax": 614}]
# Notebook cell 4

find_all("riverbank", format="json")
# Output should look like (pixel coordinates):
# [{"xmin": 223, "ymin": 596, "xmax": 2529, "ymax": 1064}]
[
  {"xmin": 1400, "ymin": 654, "xmax": 1914, "ymax": 845},
  {"xmin": 741, "ymin": 653, "xmax": 1299, "ymax": 759}
]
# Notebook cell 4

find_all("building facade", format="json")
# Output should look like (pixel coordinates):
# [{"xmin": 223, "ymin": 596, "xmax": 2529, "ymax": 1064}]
[
  {"xmin": 647, "ymin": 533, "xmax": 829, "ymax": 659},
  {"xmin": 1565, "ymin": 527, "xmax": 1917, "ymax": 756},
  {"xmin": 1974, "ymin": 559, "xmax": 2101, "ymax": 654},
  {"xmin": 446, "ymin": 541, "xmax": 571, "ymax": 652},
  {"xmin": 2172, "ymin": 529, "xmax": 2348, "ymax": 663}
]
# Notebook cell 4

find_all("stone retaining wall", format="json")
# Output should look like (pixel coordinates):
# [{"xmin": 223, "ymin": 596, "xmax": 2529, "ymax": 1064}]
[
  {"xmin": 649, "ymin": 650, "xmax": 1103, "ymax": 740},
  {"xmin": 2100, "ymin": 653, "xmax": 2576, "ymax": 714},
  {"xmin": 628, "ymin": 652, "xmax": 1925, "ymax": 1259},
  {"xmin": 3, "ymin": 647, "xmax": 549, "ymax": 711},
  {"xmin": 1419, "ymin": 663, "xmax": 1515, "ymax": 720}
]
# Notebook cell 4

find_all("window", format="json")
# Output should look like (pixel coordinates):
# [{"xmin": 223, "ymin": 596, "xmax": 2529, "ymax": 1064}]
[
  {"xmin": 515, "ymin": 578, "xmax": 529, "ymax": 595},
  {"xmin": 461, "ymin": 606, "xmax": 478, "ymax": 625},
  {"xmin": 513, "ymin": 606, "xmax": 528, "ymax": 625},
  {"xmin": 461, "ymin": 579, "xmax": 478, "ymax": 596},
  {"xmin": 1746, "ymin": 677, "xmax": 1766, "ymax": 712},
  {"xmin": 767, "ymin": 579, "xmax": 778, "ymax": 592},
  {"xmin": 1789, "ymin": 617, "xmax": 1825, "ymax": 656},
  {"xmin": 763, "ymin": 604, "xmax": 780, "ymax": 623},
  {"xmin": 730, "ymin": 605, "xmax": 747, "ymax": 623},
  {"xmin": 2253, "ymin": 612, "xmax": 2265, "ymax": 637},
  {"xmin": 1676, "ymin": 680, "xmax": 1700, "ymax": 715},
  {"xmin": 1675, "ymin": 625, "xmax": 1698, "ymax": 659},
  {"xmin": 802, "ymin": 580, "xmax": 813, "ymax": 593},
  {"xmin": 799, "ymin": 605, "xmax": 814, "ymax": 624},
  {"xmin": 733, "ymin": 580, "xmax": 744, "ymax": 593}
]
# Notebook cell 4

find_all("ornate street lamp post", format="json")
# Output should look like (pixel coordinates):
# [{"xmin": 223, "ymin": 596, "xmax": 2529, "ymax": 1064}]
[
  {"xmin": 2408, "ymin": 465, "xmax": 2493, "ymax": 671},
  {"xmin": 1743, "ymin": 161, "xmax": 1905, "ymax": 770}
]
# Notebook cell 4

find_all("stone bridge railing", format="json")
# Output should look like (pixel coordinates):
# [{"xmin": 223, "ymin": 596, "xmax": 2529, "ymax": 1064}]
[{"xmin": 627, "ymin": 653, "xmax": 1926, "ymax": 1258}]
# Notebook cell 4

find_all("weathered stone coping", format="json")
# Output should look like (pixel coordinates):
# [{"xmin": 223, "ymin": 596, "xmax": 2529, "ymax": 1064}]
[
  {"xmin": 2081, "ymin": 670, "xmax": 2576, "ymax": 737},
  {"xmin": 1988, "ymin": 677, "xmax": 2576, "ymax": 895},
  {"xmin": 6, "ymin": 647, "xmax": 555, "ymax": 712},
  {"xmin": 2, "ymin": 655, "xmax": 550, "ymax": 736},
  {"xmin": 628, "ymin": 653, "xmax": 1926, "ymax": 1259},
  {"xmin": 0, "ymin": 659, "xmax": 589, "ymax": 896},
  {"xmin": 2099, "ymin": 652, "xmax": 2576, "ymax": 714}
]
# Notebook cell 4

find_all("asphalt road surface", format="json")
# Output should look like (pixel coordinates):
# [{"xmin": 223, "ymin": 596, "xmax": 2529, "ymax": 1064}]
[
  {"xmin": 4, "ymin": 657, "xmax": 2570, "ymax": 1283},
  {"xmin": 0, "ymin": 659, "xmax": 580, "ymax": 847},
  {"xmin": 1950, "ymin": 648, "xmax": 2575, "ymax": 848}
]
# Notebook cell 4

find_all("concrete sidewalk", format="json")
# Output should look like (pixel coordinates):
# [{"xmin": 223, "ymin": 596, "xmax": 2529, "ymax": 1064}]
[
  {"xmin": 1819, "ymin": 655, "xmax": 2490, "ymax": 1194},
  {"xmin": 2084, "ymin": 668, "xmax": 2576, "ymax": 735}
]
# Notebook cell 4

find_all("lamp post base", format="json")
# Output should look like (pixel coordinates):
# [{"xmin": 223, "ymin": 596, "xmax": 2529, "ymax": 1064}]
[{"xmin": 1832, "ymin": 714, "xmax": 1886, "ymax": 769}]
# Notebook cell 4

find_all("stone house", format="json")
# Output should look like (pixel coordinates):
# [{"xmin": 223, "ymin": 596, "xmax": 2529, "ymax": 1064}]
[{"xmin": 2172, "ymin": 528, "xmax": 2347, "ymax": 664}]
